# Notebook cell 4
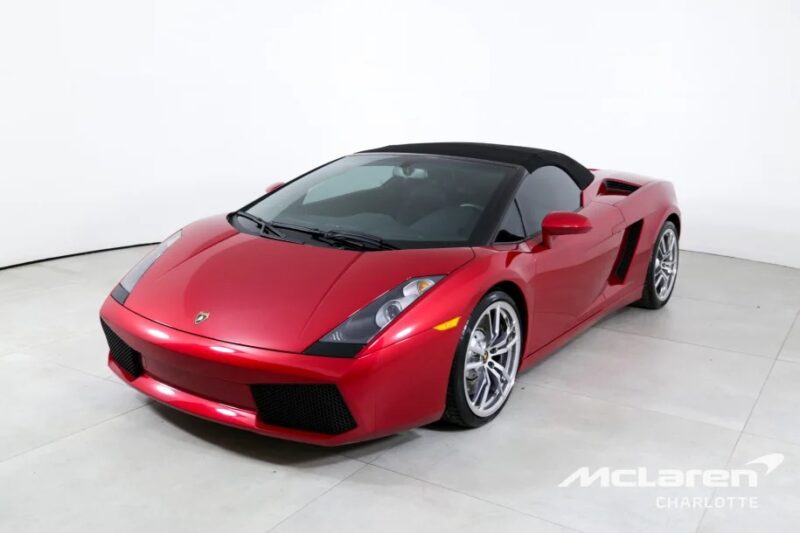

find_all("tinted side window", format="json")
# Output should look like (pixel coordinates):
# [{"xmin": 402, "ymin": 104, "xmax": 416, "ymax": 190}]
[
  {"xmin": 515, "ymin": 166, "xmax": 581, "ymax": 235},
  {"xmin": 495, "ymin": 201, "xmax": 526, "ymax": 242}
]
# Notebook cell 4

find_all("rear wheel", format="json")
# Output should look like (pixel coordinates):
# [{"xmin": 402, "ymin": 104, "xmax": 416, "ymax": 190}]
[
  {"xmin": 635, "ymin": 221, "xmax": 679, "ymax": 309},
  {"xmin": 442, "ymin": 291, "xmax": 522, "ymax": 427}
]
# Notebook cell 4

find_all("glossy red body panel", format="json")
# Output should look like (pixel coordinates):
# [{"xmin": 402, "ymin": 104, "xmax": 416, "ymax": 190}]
[
  {"xmin": 125, "ymin": 216, "xmax": 474, "ymax": 353},
  {"xmin": 103, "ymin": 296, "xmax": 462, "ymax": 445},
  {"xmin": 101, "ymin": 168, "xmax": 680, "ymax": 445}
]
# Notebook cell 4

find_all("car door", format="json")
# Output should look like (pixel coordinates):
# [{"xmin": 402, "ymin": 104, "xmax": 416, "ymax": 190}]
[{"xmin": 515, "ymin": 166, "xmax": 625, "ymax": 354}]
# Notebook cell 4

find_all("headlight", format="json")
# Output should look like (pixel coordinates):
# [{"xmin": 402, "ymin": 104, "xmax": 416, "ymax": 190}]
[
  {"xmin": 305, "ymin": 276, "xmax": 443, "ymax": 357},
  {"xmin": 111, "ymin": 230, "xmax": 182, "ymax": 304}
]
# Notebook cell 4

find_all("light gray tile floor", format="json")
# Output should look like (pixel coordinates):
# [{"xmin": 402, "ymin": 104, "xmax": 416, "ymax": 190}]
[{"xmin": 0, "ymin": 248, "xmax": 798, "ymax": 532}]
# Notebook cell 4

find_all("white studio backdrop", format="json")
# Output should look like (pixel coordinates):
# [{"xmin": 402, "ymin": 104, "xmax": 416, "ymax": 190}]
[{"xmin": 1, "ymin": 0, "xmax": 799, "ymax": 268}]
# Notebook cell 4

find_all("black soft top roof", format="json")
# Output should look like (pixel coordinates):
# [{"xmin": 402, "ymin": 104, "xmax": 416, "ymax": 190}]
[{"xmin": 359, "ymin": 142, "xmax": 594, "ymax": 190}]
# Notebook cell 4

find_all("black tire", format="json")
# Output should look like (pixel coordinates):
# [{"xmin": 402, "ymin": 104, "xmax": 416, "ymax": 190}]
[
  {"xmin": 442, "ymin": 291, "xmax": 521, "ymax": 428},
  {"xmin": 634, "ymin": 221, "xmax": 679, "ymax": 309}
]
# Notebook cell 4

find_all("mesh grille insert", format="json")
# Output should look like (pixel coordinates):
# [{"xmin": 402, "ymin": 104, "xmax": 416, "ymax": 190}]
[
  {"xmin": 101, "ymin": 320, "xmax": 144, "ymax": 378},
  {"xmin": 251, "ymin": 384, "xmax": 357, "ymax": 435}
]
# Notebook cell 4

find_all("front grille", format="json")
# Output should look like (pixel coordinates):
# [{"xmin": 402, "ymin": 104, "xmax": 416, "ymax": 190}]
[
  {"xmin": 251, "ymin": 384, "xmax": 357, "ymax": 435},
  {"xmin": 101, "ymin": 320, "xmax": 144, "ymax": 378}
]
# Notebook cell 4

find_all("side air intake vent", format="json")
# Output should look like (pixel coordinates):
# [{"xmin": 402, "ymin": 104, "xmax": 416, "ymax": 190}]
[
  {"xmin": 599, "ymin": 179, "xmax": 640, "ymax": 196},
  {"xmin": 251, "ymin": 384, "xmax": 357, "ymax": 435},
  {"xmin": 101, "ymin": 320, "xmax": 144, "ymax": 378},
  {"xmin": 609, "ymin": 220, "xmax": 643, "ymax": 284}
]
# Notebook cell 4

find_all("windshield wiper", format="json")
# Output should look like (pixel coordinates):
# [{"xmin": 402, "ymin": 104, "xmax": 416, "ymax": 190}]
[
  {"xmin": 270, "ymin": 221, "xmax": 323, "ymax": 236},
  {"xmin": 271, "ymin": 222, "xmax": 397, "ymax": 251},
  {"xmin": 232, "ymin": 211, "xmax": 285, "ymax": 239},
  {"xmin": 321, "ymin": 230, "xmax": 398, "ymax": 251}
]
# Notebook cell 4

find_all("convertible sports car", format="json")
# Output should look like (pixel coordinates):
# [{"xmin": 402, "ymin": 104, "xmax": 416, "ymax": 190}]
[{"xmin": 100, "ymin": 142, "xmax": 680, "ymax": 445}]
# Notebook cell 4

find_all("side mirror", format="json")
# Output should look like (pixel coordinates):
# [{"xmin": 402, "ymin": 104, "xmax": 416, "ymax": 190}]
[
  {"xmin": 265, "ymin": 182, "xmax": 285, "ymax": 193},
  {"xmin": 541, "ymin": 211, "xmax": 591, "ymax": 246}
]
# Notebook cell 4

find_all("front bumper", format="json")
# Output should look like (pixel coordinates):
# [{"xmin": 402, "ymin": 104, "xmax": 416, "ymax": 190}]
[{"xmin": 100, "ymin": 297, "xmax": 459, "ymax": 446}]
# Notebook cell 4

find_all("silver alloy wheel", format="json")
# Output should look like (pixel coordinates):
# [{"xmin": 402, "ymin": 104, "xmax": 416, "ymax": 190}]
[
  {"xmin": 463, "ymin": 301, "xmax": 521, "ymax": 417},
  {"xmin": 654, "ymin": 227, "xmax": 679, "ymax": 301}
]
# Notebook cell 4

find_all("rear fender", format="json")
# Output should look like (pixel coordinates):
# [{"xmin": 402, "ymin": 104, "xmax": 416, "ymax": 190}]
[{"xmin": 594, "ymin": 177, "xmax": 680, "ymax": 291}]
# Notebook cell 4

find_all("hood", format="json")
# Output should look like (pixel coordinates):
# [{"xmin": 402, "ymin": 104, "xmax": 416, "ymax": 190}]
[{"xmin": 124, "ymin": 216, "xmax": 475, "ymax": 352}]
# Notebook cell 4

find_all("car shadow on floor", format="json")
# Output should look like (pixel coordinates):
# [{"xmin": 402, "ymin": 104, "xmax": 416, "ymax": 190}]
[{"xmin": 148, "ymin": 402, "xmax": 420, "ymax": 465}]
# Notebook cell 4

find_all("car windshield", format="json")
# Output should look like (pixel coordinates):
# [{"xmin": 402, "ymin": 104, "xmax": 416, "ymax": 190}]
[{"xmin": 239, "ymin": 154, "xmax": 519, "ymax": 249}]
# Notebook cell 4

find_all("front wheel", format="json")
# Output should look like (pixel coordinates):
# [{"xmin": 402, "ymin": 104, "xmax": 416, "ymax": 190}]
[
  {"xmin": 635, "ymin": 221, "xmax": 679, "ymax": 309},
  {"xmin": 442, "ymin": 291, "xmax": 522, "ymax": 428}
]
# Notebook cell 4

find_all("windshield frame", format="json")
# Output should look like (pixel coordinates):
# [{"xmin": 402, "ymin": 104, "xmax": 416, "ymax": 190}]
[{"xmin": 232, "ymin": 153, "xmax": 526, "ymax": 250}]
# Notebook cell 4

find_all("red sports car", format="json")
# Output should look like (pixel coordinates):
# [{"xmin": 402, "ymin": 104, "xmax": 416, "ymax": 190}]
[{"xmin": 100, "ymin": 143, "xmax": 680, "ymax": 445}]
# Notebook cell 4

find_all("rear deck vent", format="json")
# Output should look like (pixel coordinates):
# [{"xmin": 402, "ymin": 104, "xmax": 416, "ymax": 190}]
[
  {"xmin": 251, "ymin": 383, "xmax": 357, "ymax": 435},
  {"xmin": 101, "ymin": 320, "xmax": 144, "ymax": 378},
  {"xmin": 599, "ymin": 179, "xmax": 640, "ymax": 196}
]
